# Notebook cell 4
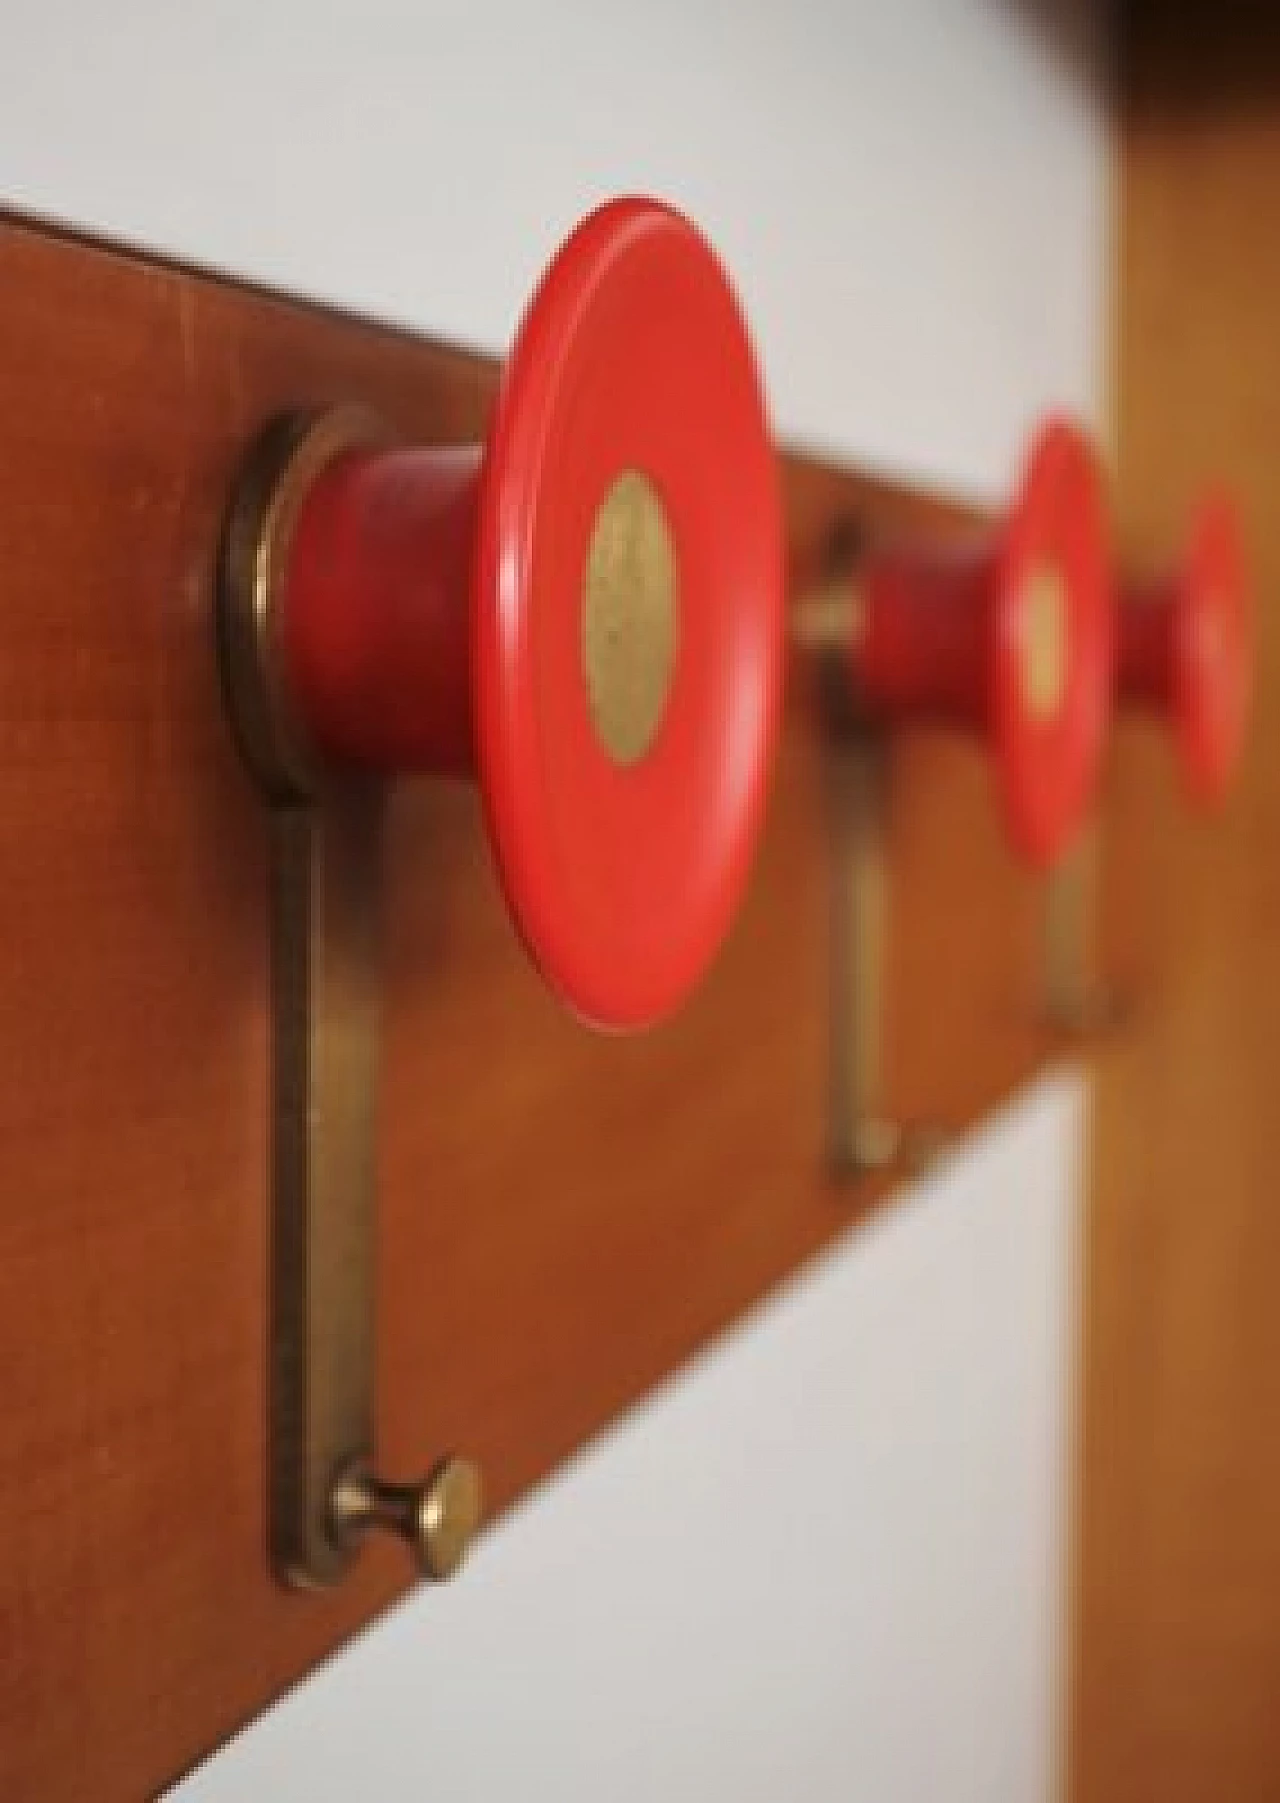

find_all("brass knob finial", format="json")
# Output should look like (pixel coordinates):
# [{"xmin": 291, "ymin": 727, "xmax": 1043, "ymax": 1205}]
[{"xmin": 330, "ymin": 1456, "xmax": 484, "ymax": 1583}]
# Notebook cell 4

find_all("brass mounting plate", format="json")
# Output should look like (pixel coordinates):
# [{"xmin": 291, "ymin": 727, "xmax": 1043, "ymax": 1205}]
[
  {"xmin": 220, "ymin": 414, "xmax": 388, "ymax": 1587},
  {"xmin": 822, "ymin": 723, "xmax": 941, "ymax": 1178}
]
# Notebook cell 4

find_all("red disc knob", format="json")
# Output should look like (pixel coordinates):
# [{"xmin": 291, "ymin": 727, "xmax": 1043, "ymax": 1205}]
[
  {"xmin": 851, "ymin": 418, "xmax": 1113, "ymax": 868},
  {"xmin": 1117, "ymin": 491, "xmax": 1253, "ymax": 807},
  {"xmin": 273, "ymin": 198, "xmax": 783, "ymax": 1029}
]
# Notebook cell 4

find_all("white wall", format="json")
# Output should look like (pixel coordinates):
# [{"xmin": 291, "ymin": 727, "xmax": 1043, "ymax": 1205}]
[
  {"xmin": 1, "ymin": 0, "xmax": 1108, "ymax": 504},
  {"xmin": 1, "ymin": 5, "xmax": 1109, "ymax": 1797}
]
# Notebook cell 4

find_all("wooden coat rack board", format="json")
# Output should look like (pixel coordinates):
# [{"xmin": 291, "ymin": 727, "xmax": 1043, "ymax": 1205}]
[{"xmin": 0, "ymin": 211, "xmax": 1092, "ymax": 1799}]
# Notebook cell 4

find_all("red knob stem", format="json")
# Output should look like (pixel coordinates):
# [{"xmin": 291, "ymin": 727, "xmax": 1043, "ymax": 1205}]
[
  {"xmin": 1117, "ymin": 575, "xmax": 1177, "ymax": 708},
  {"xmin": 857, "ymin": 545, "xmax": 994, "ymax": 729},
  {"xmin": 283, "ymin": 444, "xmax": 480, "ymax": 774}
]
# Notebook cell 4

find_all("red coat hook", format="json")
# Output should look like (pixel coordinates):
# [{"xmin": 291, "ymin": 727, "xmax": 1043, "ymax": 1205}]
[
  {"xmin": 838, "ymin": 418, "xmax": 1113, "ymax": 868},
  {"xmin": 241, "ymin": 198, "xmax": 784, "ymax": 1029},
  {"xmin": 1117, "ymin": 492, "xmax": 1254, "ymax": 806}
]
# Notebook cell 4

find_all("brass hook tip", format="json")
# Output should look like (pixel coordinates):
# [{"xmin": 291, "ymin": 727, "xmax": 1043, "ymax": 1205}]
[
  {"xmin": 412, "ymin": 1456, "xmax": 485, "ymax": 1583},
  {"xmin": 852, "ymin": 1118, "xmax": 906, "ymax": 1175},
  {"xmin": 328, "ymin": 1454, "xmax": 484, "ymax": 1583},
  {"xmin": 900, "ymin": 1122, "xmax": 950, "ymax": 1174},
  {"xmin": 1047, "ymin": 986, "xmax": 1130, "ymax": 1041},
  {"xmin": 826, "ymin": 1124, "xmax": 893, "ymax": 1184},
  {"xmin": 829, "ymin": 1119, "xmax": 949, "ymax": 1187}
]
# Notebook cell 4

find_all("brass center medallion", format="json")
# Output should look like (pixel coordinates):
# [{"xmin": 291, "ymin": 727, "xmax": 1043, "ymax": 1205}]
[
  {"xmin": 1020, "ymin": 562, "xmax": 1069, "ymax": 721},
  {"xmin": 582, "ymin": 470, "xmax": 680, "ymax": 764}
]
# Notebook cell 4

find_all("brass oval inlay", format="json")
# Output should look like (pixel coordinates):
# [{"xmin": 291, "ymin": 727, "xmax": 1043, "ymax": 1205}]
[
  {"xmin": 581, "ymin": 470, "xmax": 679, "ymax": 765},
  {"xmin": 1020, "ymin": 562, "xmax": 1070, "ymax": 721}
]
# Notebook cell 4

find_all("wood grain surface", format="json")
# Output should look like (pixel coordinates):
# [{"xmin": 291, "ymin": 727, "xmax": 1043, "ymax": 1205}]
[
  {"xmin": 1073, "ymin": 7, "xmax": 1280, "ymax": 1799},
  {"xmin": 0, "ymin": 211, "xmax": 1072, "ymax": 1799}
]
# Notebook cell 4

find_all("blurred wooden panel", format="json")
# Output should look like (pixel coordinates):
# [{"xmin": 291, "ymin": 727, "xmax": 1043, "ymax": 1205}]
[
  {"xmin": 0, "ymin": 213, "xmax": 1064, "ymax": 1799},
  {"xmin": 1073, "ymin": 8, "xmax": 1280, "ymax": 1799}
]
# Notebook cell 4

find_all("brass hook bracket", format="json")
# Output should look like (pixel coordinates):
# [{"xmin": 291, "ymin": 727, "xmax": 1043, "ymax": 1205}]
[
  {"xmin": 1041, "ymin": 822, "xmax": 1126, "ymax": 1040},
  {"xmin": 821, "ymin": 700, "xmax": 946, "ymax": 1185},
  {"xmin": 218, "ymin": 413, "xmax": 482, "ymax": 1590},
  {"xmin": 802, "ymin": 524, "xmax": 947, "ymax": 1186}
]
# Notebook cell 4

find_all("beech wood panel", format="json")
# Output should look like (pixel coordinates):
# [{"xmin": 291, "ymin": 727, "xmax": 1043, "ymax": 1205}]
[
  {"xmin": 1073, "ymin": 8, "xmax": 1280, "ymax": 1799},
  {"xmin": 0, "ymin": 212, "xmax": 1068, "ymax": 1799}
]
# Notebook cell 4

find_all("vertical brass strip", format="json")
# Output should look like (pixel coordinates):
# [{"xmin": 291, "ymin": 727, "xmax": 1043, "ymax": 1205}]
[
  {"xmin": 1044, "ymin": 820, "xmax": 1104, "ymax": 1034},
  {"xmin": 824, "ymin": 737, "xmax": 858, "ymax": 1171},
  {"xmin": 271, "ymin": 786, "xmax": 384, "ymax": 1588},
  {"xmin": 826, "ymin": 733, "xmax": 898, "ymax": 1176}
]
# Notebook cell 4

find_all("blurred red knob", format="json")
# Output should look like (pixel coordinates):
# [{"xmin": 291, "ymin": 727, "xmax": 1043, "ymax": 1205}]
[
  {"xmin": 1117, "ymin": 492, "xmax": 1253, "ymax": 807},
  {"xmin": 261, "ymin": 198, "xmax": 783, "ymax": 1030},
  {"xmin": 846, "ymin": 418, "xmax": 1113, "ymax": 868}
]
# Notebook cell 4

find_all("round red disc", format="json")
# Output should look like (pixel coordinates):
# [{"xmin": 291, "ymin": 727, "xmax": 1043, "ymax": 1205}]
[
  {"xmin": 990, "ymin": 418, "xmax": 1113, "ymax": 867},
  {"xmin": 472, "ymin": 199, "xmax": 783, "ymax": 1030},
  {"xmin": 1170, "ymin": 491, "xmax": 1253, "ymax": 806}
]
